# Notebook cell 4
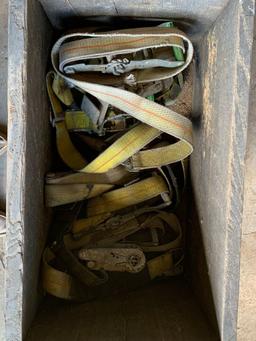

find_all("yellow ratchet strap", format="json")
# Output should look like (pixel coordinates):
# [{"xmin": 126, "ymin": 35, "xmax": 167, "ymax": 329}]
[
  {"xmin": 65, "ymin": 110, "xmax": 95, "ymax": 131},
  {"xmin": 42, "ymin": 248, "xmax": 74, "ymax": 300},
  {"xmin": 42, "ymin": 248, "xmax": 98, "ymax": 301},
  {"xmin": 65, "ymin": 211, "xmax": 181, "ymax": 252},
  {"xmin": 148, "ymin": 252, "xmax": 174, "ymax": 280},
  {"xmin": 83, "ymin": 124, "xmax": 161, "ymax": 173},
  {"xmin": 86, "ymin": 174, "xmax": 170, "ymax": 217},
  {"xmin": 43, "ymin": 211, "xmax": 182, "ymax": 301},
  {"xmin": 52, "ymin": 73, "xmax": 74, "ymax": 106},
  {"xmin": 43, "ymin": 247, "xmax": 180, "ymax": 300},
  {"xmin": 46, "ymin": 71, "xmax": 86, "ymax": 170},
  {"xmin": 123, "ymin": 140, "xmax": 192, "ymax": 171}
]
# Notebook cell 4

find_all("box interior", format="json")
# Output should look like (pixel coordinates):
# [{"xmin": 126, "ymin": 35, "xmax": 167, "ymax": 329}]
[{"xmin": 7, "ymin": 1, "xmax": 253, "ymax": 340}]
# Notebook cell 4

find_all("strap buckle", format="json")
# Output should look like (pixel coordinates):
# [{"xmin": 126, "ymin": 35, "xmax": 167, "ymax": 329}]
[
  {"xmin": 103, "ymin": 58, "xmax": 130, "ymax": 76},
  {"xmin": 50, "ymin": 111, "xmax": 65, "ymax": 128},
  {"xmin": 121, "ymin": 158, "xmax": 138, "ymax": 172}
]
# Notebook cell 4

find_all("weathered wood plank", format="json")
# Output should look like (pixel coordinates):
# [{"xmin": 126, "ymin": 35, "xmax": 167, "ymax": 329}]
[
  {"xmin": 190, "ymin": 0, "xmax": 255, "ymax": 339},
  {"xmin": 0, "ymin": 232, "xmax": 6, "ymax": 341},
  {"xmin": 237, "ymin": 7, "xmax": 256, "ymax": 339},
  {"xmin": 0, "ymin": 0, "xmax": 7, "ymax": 211},
  {"xmin": 39, "ymin": 0, "xmax": 229, "ymax": 36},
  {"xmin": 0, "ymin": 0, "xmax": 8, "ymax": 339}
]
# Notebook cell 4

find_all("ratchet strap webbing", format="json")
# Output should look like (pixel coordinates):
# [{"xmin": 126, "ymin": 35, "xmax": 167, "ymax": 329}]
[
  {"xmin": 50, "ymin": 26, "xmax": 193, "ymax": 175},
  {"xmin": 70, "ymin": 198, "xmax": 176, "ymax": 237},
  {"xmin": 42, "ymin": 248, "xmax": 94, "ymax": 301},
  {"xmin": 46, "ymin": 72, "xmax": 86, "ymax": 170},
  {"xmin": 71, "ymin": 202, "xmax": 177, "ymax": 236},
  {"xmin": 123, "ymin": 140, "xmax": 192, "ymax": 171},
  {"xmin": 47, "ymin": 70, "xmax": 193, "ymax": 174},
  {"xmin": 45, "ymin": 171, "xmax": 168, "ymax": 209},
  {"xmin": 42, "ymin": 204, "xmax": 108, "ymax": 301},
  {"xmin": 45, "ymin": 165, "xmax": 136, "ymax": 185},
  {"xmin": 43, "ymin": 247, "xmax": 179, "ymax": 301},
  {"xmin": 50, "ymin": 67, "xmax": 193, "ymax": 172},
  {"xmin": 58, "ymin": 27, "xmax": 193, "ymax": 84},
  {"xmin": 42, "ymin": 211, "xmax": 182, "ymax": 301},
  {"xmin": 45, "ymin": 183, "xmax": 112, "ymax": 208},
  {"xmin": 42, "ymin": 25, "xmax": 191, "ymax": 301},
  {"xmin": 64, "ymin": 211, "xmax": 182, "ymax": 252},
  {"xmin": 83, "ymin": 124, "xmax": 162, "ymax": 173},
  {"xmin": 47, "ymin": 67, "xmax": 192, "ymax": 173},
  {"xmin": 86, "ymin": 174, "xmax": 169, "ymax": 216},
  {"xmin": 45, "ymin": 165, "xmax": 138, "ymax": 207}
]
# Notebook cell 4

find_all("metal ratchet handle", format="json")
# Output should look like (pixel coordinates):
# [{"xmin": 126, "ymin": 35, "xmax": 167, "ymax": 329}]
[{"xmin": 64, "ymin": 59, "xmax": 184, "ymax": 75}]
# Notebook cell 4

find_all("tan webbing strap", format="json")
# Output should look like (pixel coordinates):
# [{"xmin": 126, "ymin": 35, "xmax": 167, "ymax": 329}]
[
  {"xmin": 123, "ymin": 66, "xmax": 194, "ymax": 170},
  {"xmin": 72, "ymin": 213, "xmax": 113, "ymax": 235},
  {"xmin": 71, "ymin": 203, "xmax": 172, "ymax": 236},
  {"xmin": 58, "ymin": 27, "xmax": 192, "ymax": 84},
  {"xmin": 129, "ymin": 212, "xmax": 182, "ymax": 253},
  {"xmin": 123, "ymin": 140, "xmax": 192, "ymax": 171},
  {"xmin": 64, "ymin": 215, "xmax": 143, "ymax": 250},
  {"xmin": 72, "ymin": 206, "xmax": 159, "ymax": 236},
  {"xmin": 64, "ymin": 211, "xmax": 181, "ymax": 252},
  {"xmin": 45, "ymin": 165, "xmax": 137, "ymax": 185},
  {"xmin": 45, "ymin": 183, "xmax": 112, "ymax": 208},
  {"xmin": 45, "ymin": 166, "xmax": 139, "ymax": 207},
  {"xmin": 51, "ymin": 27, "xmax": 194, "ymax": 173}
]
